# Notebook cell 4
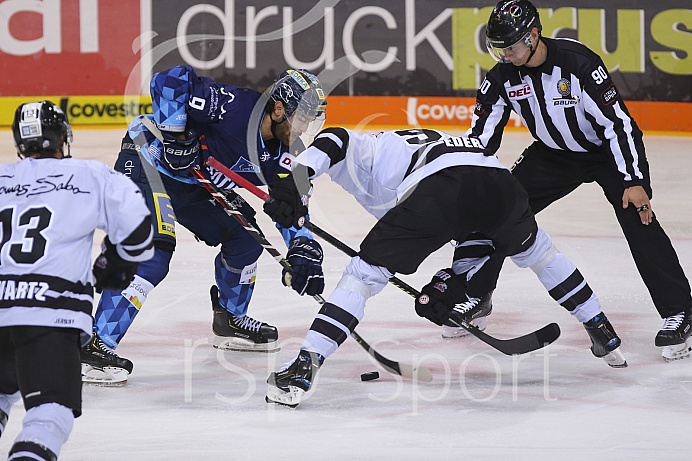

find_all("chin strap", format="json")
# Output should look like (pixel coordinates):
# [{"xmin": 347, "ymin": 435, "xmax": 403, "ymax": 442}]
[
  {"xmin": 524, "ymin": 36, "xmax": 542, "ymax": 66},
  {"xmin": 269, "ymin": 112, "xmax": 288, "ymax": 139}
]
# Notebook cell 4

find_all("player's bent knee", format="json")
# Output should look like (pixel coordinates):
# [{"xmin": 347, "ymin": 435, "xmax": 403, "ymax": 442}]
[
  {"xmin": 136, "ymin": 246, "xmax": 173, "ymax": 286},
  {"xmin": 510, "ymin": 227, "xmax": 555, "ymax": 271},
  {"xmin": 343, "ymin": 256, "xmax": 392, "ymax": 297}
]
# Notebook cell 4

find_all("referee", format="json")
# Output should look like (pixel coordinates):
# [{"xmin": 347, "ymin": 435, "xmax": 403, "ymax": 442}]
[{"xmin": 455, "ymin": 0, "xmax": 692, "ymax": 361}]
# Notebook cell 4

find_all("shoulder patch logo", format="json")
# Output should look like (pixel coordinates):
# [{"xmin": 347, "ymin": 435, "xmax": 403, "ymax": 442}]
[
  {"xmin": 601, "ymin": 84, "xmax": 619, "ymax": 106},
  {"xmin": 230, "ymin": 157, "xmax": 261, "ymax": 173}
]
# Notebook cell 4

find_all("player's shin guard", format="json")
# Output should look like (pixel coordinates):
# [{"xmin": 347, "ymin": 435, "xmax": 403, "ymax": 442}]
[
  {"xmin": 214, "ymin": 252, "xmax": 257, "ymax": 318},
  {"xmin": 512, "ymin": 228, "xmax": 625, "ymax": 366},
  {"xmin": 93, "ymin": 275, "xmax": 155, "ymax": 349},
  {"xmin": 12, "ymin": 403, "xmax": 73, "ymax": 460},
  {"xmin": 512, "ymin": 228, "xmax": 602, "ymax": 322},
  {"xmin": 93, "ymin": 246, "xmax": 170, "ymax": 349},
  {"xmin": 303, "ymin": 300, "xmax": 362, "ymax": 357},
  {"xmin": 301, "ymin": 256, "xmax": 389, "ymax": 357}
]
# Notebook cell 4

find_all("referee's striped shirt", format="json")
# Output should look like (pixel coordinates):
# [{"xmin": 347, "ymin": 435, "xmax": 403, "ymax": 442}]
[{"xmin": 468, "ymin": 37, "xmax": 646, "ymax": 186}]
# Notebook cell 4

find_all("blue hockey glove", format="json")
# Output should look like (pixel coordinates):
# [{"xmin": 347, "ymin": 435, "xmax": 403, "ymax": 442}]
[
  {"xmin": 264, "ymin": 173, "xmax": 309, "ymax": 229},
  {"xmin": 93, "ymin": 238, "xmax": 138, "ymax": 293},
  {"xmin": 283, "ymin": 236, "xmax": 325, "ymax": 296},
  {"xmin": 414, "ymin": 268, "xmax": 466, "ymax": 326}
]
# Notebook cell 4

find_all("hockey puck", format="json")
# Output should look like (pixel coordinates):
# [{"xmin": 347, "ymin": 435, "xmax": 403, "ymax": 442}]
[{"xmin": 360, "ymin": 371, "xmax": 380, "ymax": 381}]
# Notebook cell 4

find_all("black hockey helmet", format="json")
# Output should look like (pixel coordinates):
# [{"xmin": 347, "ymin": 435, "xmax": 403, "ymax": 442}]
[
  {"xmin": 269, "ymin": 69, "xmax": 327, "ymax": 119},
  {"xmin": 486, "ymin": 0, "xmax": 542, "ymax": 62},
  {"xmin": 12, "ymin": 100, "xmax": 73, "ymax": 158}
]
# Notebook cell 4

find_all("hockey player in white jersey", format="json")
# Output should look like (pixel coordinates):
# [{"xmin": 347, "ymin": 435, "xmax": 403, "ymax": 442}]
[
  {"xmin": 0, "ymin": 101, "xmax": 154, "ymax": 460},
  {"xmin": 263, "ymin": 127, "xmax": 626, "ymax": 407}
]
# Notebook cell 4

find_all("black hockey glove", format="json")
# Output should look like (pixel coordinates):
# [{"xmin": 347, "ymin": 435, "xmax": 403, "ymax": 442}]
[
  {"xmin": 263, "ymin": 173, "xmax": 310, "ymax": 229},
  {"xmin": 283, "ymin": 236, "xmax": 325, "ymax": 296},
  {"xmin": 160, "ymin": 128, "xmax": 201, "ymax": 173},
  {"xmin": 414, "ymin": 268, "xmax": 467, "ymax": 326},
  {"xmin": 92, "ymin": 237, "xmax": 138, "ymax": 293}
]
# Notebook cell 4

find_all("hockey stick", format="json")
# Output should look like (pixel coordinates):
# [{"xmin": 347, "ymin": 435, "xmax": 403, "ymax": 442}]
[
  {"xmin": 190, "ymin": 165, "xmax": 432, "ymax": 381},
  {"xmin": 207, "ymin": 156, "xmax": 561, "ymax": 356}
]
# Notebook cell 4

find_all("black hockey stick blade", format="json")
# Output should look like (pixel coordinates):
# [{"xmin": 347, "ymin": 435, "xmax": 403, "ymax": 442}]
[
  {"xmin": 350, "ymin": 331, "xmax": 433, "ymax": 382},
  {"xmin": 456, "ymin": 320, "xmax": 561, "ymax": 355}
]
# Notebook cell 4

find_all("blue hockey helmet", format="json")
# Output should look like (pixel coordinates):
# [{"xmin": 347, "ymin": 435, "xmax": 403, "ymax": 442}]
[
  {"xmin": 12, "ymin": 100, "xmax": 73, "ymax": 158},
  {"xmin": 150, "ymin": 66, "xmax": 190, "ymax": 133},
  {"xmin": 269, "ymin": 69, "xmax": 327, "ymax": 119}
]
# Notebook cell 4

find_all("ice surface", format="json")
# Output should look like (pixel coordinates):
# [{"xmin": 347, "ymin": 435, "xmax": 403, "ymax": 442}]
[{"xmin": 1, "ymin": 129, "xmax": 691, "ymax": 460}]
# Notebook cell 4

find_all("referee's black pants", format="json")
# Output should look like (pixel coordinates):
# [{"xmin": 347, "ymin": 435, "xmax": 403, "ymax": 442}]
[{"xmin": 509, "ymin": 141, "xmax": 691, "ymax": 318}]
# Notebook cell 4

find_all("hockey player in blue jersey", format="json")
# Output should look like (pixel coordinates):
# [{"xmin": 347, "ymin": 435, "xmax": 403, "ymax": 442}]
[{"xmin": 80, "ymin": 66, "xmax": 328, "ymax": 383}]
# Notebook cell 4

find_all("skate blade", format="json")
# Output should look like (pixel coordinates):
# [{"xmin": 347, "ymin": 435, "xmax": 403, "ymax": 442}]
[
  {"xmin": 441, "ymin": 317, "xmax": 487, "ymax": 339},
  {"xmin": 602, "ymin": 348, "xmax": 628, "ymax": 368},
  {"xmin": 265, "ymin": 385, "xmax": 304, "ymax": 408},
  {"xmin": 213, "ymin": 336, "xmax": 280, "ymax": 352},
  {"xmin": 662, "ymin": 338, "xmax": 692, "ymax": 362},
  {"xmin": 81, "ymin": 363, "xmax": 129, "ymax": 386}
]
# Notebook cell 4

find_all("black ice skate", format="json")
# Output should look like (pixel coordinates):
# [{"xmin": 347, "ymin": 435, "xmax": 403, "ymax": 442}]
[
  {"xmin": 442, "ymin": 291, "xmax": 494, "ymax": 339},
  {"xmin": 266, "ymin": 350, "xmax": 325, "ymax": 408},
  {"xmin": 80, "ymin": 329, "xmax": 133, "ymax": 385},
  {"xmin": 210, "ymin": 285, "xmax": 279, "ymax": 352},
  {"xmin": 583, "ymin": 312, "xmax": 627, "ymax": 368},
  {"xmin": 654, "ymin": 312, "xmax": 692, "ymax": 362},
  {"xmin": 9, "ymin": 441, "xmax": 57, "ymax": 461}
]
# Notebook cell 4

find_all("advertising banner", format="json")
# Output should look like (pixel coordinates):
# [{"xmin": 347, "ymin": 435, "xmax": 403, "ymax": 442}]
[
  {"xmin": 1, "ymin": 0, "xmax": 690, "ymax": 131},
  {"xmin": 0, "ymin": 0, "xmax": 142, "ymax": 96}
]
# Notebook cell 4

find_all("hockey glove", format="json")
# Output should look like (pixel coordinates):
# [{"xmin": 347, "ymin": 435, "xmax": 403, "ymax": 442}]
[
  {"xmin": 92, "ymin": 237, "xmax": 138, "ymax": 293},
  {"xmin": 263, "ymin": 173, "xmax": 310, "ymax": 229},
  {"xmin": 283, "ymin": 236, "xmax": 325, "ymax": 296},
  {"xmin": 160, "ymin": 128, "xmax": 201, "ymax": 173},
  {"xmin": 414, "ymin": 268, "xmax": 467, "ymax": 326}
]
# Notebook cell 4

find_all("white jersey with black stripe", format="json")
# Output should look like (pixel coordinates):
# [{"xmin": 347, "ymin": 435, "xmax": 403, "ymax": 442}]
[
  {"xmin": 0, "ymin": 157, "xmax": 151, "ymax": 336},
  {"xmin": 468, "ymin": 37, "xmax": 646, "ymax": 184},
  {"xmin": 295, "ymin": 128, "xmax": 506, "ymax": 219}
]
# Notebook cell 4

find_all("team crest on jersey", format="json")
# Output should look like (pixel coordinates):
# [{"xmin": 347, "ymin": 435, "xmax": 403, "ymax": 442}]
[
  {"xmin": 557, "ymin": 78, "xmax": 571, "ymax": 97},
  {"xmin": 552, "ymin": 78, "xmax": 580, "ymax": 107},
  {"xmin": 230, "ymin": 157, "xmax": 261, "ymax": 173}
]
